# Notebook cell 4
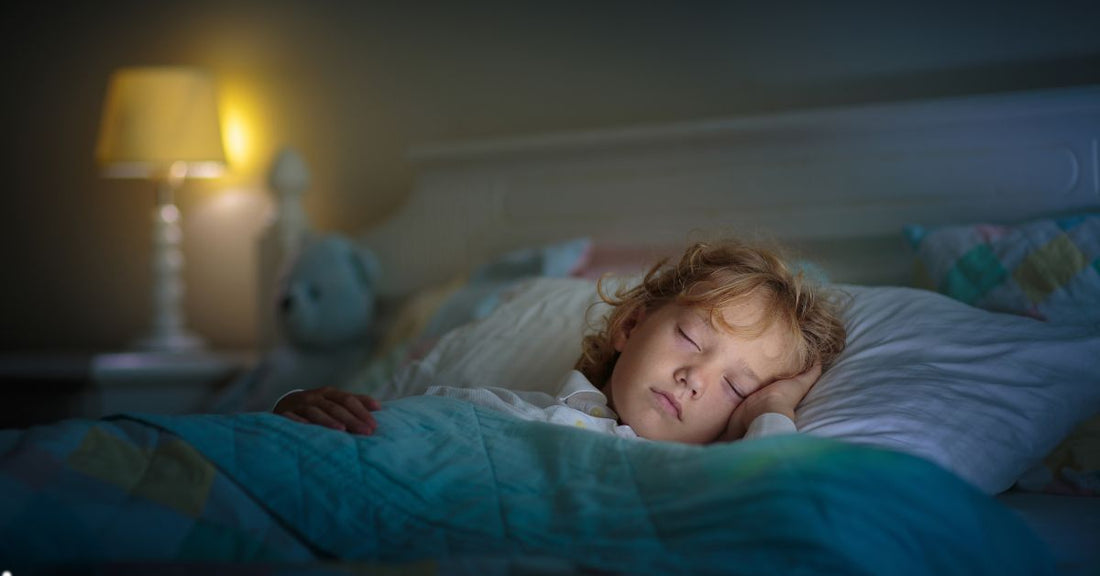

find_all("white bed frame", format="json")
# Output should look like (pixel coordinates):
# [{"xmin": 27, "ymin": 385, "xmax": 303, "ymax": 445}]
[{"xmin": 352, "ymin": 85, "xmax": 1100, "ymax": 298}]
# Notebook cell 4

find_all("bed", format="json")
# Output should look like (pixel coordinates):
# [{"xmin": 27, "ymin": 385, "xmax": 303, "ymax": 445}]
[{"xmin": 3, "ymin": 85, "xmax": 1099, "ymax": 574}]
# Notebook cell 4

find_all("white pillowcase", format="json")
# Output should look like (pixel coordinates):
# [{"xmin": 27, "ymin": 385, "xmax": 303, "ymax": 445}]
[
  {"xmin": 385, "ymin": 277, "xmax": 616, "ymax": 400},
  {"xmin": 799, "ymin": 284, "xmax": 1100, "ymax": 494},
  {"xmin": 391, "ymin": 277, "xmax": 1100, "ymax": 494}
]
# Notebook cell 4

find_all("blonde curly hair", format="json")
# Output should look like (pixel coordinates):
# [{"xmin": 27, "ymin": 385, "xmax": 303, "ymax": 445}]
[{"xmin": 576, "ymin": 239, "xmax": 847, "ymax": 389}]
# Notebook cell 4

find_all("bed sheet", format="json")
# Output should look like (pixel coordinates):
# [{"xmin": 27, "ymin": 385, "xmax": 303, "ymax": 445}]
[{"xmin": 2, "ymin": 395, "xmax": 1058, "ymax": 574}]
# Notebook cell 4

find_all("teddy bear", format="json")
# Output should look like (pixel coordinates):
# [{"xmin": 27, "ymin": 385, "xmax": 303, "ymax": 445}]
[{"xmin": 211, "ymin": 233, "xmax": 381, "ymax": 412}]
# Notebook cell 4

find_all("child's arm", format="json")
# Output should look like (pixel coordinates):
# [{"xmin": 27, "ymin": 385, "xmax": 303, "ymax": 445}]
[
  {"xmin": 721, "ymin": 363, "xmax": 822, "ymax": 442},
  {"xmin": 273, "ymin": 387, "xmax": 381, "ymax": 435}
]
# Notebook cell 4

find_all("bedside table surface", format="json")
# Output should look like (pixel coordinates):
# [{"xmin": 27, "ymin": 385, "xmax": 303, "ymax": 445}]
[
  {"xmin": 0, "ymin": 350, "xmax": 255, "ymax": 427},
  {"xmin": 91, "ymin": 351, "xmax": 255, "ymax": 388}
]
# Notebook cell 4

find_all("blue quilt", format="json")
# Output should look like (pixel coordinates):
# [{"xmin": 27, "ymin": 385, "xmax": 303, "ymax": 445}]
[{"xmin": 0, "ymin": 395, "xmax": 1056, "ymax": 574}]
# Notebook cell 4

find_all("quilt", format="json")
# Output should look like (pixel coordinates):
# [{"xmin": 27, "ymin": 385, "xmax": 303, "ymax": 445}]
[{"xmin": 0, "ymin": 395, "xmax": 1057, "ymax": 575}]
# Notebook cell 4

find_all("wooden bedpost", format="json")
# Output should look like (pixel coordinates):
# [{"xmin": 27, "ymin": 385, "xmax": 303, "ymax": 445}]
[{"xmin": 256, "ymin": 147, "xmax": 313, "ymax": 352}]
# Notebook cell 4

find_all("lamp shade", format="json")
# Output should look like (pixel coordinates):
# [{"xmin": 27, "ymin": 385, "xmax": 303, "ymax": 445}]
[{"xmin": 95, "ymin": 67, "xmax": 227, "ymax": 179}]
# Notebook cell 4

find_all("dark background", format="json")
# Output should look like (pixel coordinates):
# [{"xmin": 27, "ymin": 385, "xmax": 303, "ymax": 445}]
[{"xmin": 3, "ymin": 0, "xmax": 1099, "ymax": 352}]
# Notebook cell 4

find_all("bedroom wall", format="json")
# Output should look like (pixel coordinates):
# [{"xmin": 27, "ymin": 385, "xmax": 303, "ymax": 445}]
[{"xmin": 2, "ymin": 0, "xmax": 1099, "ymax": 351}]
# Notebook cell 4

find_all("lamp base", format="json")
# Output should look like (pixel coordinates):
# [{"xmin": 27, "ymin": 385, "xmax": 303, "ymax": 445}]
[
  {"xmin": 133, "ymin": 175, "xmax": 207, "ymax": 356},
  {"xmin": 131, "ymin": 330, "xmax": 207, "ymax": 354}
]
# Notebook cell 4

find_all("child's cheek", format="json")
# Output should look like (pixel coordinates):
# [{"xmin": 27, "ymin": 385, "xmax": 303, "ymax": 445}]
[{"xmin": 720, "ymin": 386, "xmax": 742, "ymax": 406}]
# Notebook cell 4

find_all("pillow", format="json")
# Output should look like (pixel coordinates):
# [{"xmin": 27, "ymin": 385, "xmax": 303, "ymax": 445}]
[
  {"xmin": 797, "ymin": 284, "xmax": 1100, "ymax": 494},
  {"xmin": 377, "ymin": 276, "xmax": 622, "ymax": 399},
  {"xmin": 343, "ymin": 239, "xmax": 592, "ymax": 397},
  {"xmin": 391, "ymin": 276, "xmax": 1100, "ymax": 494},
  {"xmin": 905, "ymin": 214, "xmax": 1100, "ymax": 327},
  {"xmin": 379, "ymin": 236, "xmax": 593, "ymax": 352}
]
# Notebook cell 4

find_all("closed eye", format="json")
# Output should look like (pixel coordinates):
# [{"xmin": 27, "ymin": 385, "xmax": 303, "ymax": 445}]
[
  {"xmin": 725, "ymin": 377, "xmax": 746, "ymax": 399},
  {"xmin": 677, "ymin": 326, "xmax": 701, "ymax": 351}
]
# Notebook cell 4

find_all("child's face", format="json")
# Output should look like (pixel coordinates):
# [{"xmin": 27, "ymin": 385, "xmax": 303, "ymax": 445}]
[{"xmin": 607, "ymin": 297, "xmax": 799, "ymax": 444}]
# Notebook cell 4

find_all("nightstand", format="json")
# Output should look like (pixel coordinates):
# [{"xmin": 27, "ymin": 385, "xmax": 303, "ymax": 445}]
[
  {"xmin": 0, "ymin": 350, "xmax": 255, "ymax": 428},
  {"xmin": 87, "ymin": 351, "xmax": 254, "ymax": 418}
]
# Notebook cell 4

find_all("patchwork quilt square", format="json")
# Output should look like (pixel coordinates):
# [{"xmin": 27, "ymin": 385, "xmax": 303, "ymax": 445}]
[{"xmin": 905, "ymin": 213, "xmax": 1100, "ymax": 326}]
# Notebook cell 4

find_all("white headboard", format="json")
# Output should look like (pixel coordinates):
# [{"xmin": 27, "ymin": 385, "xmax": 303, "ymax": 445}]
[{"xmin": 361, "ymin": 85, "xmax": 1100, "ymax": 297}]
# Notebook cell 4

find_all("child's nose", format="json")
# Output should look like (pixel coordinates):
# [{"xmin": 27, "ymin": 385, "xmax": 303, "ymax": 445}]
[{"xmin": 676, "ymin": 366, "xmax": 709, "ymax": 398}]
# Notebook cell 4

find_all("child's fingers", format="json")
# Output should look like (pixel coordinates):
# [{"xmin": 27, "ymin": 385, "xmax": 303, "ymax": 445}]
[
  {"xmin": 338, "ymin": 395, "xmax": 378, "ymax": 422},
  {"xmin": 721, "ymin": 403, "xmax": 750, "ymax": 443},
  {"xmin": 797, "ymin": 363, "xmax": 823, "ymax": 393},
  {"xmin": 305, "ymin": 406, "xmax": 346, "ymax": 431},
  {"xmin": 323, "ymin": 389, "xmax": 381, "ymax": 413},
  {"xmin": 801, "ymin": 362, "xmax": 823, "ymax": 381},
  {"xmin": 320, "ymin": 399, "xmax": 375, "ymax": 434},
  {"xmin": 283, "ymin": 412, "xmax": 309, "ymax": 424},
  {"xmin": 777, "ymin": 362, "xmax": 823, "ymax": 394}
]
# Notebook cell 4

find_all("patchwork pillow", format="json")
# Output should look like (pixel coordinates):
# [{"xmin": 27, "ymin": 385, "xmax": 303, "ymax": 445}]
[
  {"xmin": 390, "ymin": 276, "xmax": 1100, "ymax": 494},
  {"xmin": 904, "ymin": 214, "xmax": 1100, "ymax": 326}
]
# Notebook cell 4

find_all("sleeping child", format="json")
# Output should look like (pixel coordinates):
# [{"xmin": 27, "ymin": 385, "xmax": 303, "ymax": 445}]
[{"xmin": 273, "ymin": 238, "xmax": 848, "ymax": 444}]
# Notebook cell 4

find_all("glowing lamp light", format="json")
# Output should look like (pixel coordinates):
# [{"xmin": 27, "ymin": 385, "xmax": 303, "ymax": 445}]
[{"xmin": 95, "ymin": 66, "xmax": 227, "ymax": 353}]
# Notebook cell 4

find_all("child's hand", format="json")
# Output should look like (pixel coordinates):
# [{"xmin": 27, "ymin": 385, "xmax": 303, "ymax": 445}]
[
  {"xmin": 721, "ymin": 362, "xmax": 822, "ymax": 442},
  {"xmin": 273, "ymin": 387, "xmax": 381, "ymax": 435}
]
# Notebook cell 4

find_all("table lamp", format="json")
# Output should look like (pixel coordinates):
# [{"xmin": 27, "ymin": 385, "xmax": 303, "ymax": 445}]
[{"xmin": 95, "ymin": 66, "xmax": 227, "ymax": 353}]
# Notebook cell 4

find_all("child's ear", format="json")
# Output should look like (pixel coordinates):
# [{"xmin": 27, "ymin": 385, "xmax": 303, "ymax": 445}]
[{"xmin": 612, "ymin": 306, "xmax": 646, "ymax": 352}]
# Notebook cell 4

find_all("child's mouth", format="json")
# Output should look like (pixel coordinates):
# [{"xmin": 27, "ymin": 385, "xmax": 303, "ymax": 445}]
[{"xmin": 651, "ymin": 389, "xmax": 682, "ymax": 420}]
